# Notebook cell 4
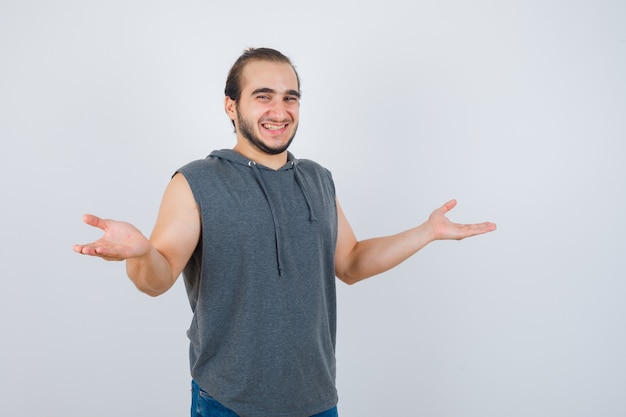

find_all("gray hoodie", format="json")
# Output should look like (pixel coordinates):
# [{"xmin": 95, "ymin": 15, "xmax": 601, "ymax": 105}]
[{"xmin": 177, "ymin": 149, "xmax": 338, "ymax": 417}]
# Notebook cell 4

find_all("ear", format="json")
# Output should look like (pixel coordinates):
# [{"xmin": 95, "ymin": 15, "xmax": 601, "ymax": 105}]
[{"xmin": 225, "ymin": 96, "xmax": 237, "ymax": 122}]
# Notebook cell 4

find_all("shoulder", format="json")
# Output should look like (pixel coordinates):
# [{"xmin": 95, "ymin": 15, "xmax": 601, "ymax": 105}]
[
  {"xmin": 294, "ymin": 158, "xmax": 336, "ymax": 197},
  {"xmin": 177, "ymin": 156, "xmax": 217, "ymax": 173},
  {"xmin": 172, "ymin": 157, "xmax": 220, "ymax": 198},
  {"xmin": 295, "ymin": 158, "xmax": 333, "ymax": 178},
  {"xmin": 176, "ymin": 154, "xmax": 231, "ymax": 180}
]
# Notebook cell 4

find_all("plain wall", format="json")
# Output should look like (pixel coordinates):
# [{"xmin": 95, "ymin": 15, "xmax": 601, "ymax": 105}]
[{"xmin": 1, "ymin": 0, "xmax": 625, "ymax": 416}]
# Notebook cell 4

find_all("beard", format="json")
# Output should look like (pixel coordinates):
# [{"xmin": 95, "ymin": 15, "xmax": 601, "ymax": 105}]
[{"xmin": 237, "ymin": 109, "xmax": 298, "ymax": 155}]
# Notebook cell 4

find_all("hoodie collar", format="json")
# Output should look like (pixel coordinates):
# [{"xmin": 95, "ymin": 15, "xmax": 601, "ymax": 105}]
[{"xmin": 209, "ymin": 149, "xmax": 295, "ymax": 171}]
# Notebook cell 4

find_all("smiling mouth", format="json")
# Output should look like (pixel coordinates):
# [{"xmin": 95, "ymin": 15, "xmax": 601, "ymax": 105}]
[{"xmin": 262, "ymin": 123, "xmax": 288, "ymax": 131}]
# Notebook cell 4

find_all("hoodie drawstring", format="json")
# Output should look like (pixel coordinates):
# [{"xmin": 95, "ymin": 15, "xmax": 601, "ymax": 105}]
[
  {"xmin": 247, "ymin": 159, "xmax": 317, "ymax": 277},
  {"xmin": 248, "ymin": 160, "xmax": 284, "ymax": 277},
  {"xmin": 292, "ymin": 159, "xmax": 318, "ymax": 222}
]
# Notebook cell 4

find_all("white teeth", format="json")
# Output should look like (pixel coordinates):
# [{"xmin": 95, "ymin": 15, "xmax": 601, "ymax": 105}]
[{"xmin": 262, "ymin": 123, "xmax": 285, "ymax": 131}]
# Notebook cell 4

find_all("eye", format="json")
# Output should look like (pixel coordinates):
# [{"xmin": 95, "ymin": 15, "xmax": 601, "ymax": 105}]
[{"xmin": 257, "ymin": 95, "xmax": 270, "ymax": 101}]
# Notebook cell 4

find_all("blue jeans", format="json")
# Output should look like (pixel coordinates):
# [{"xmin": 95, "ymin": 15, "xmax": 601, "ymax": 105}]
[{"xmin": 191, "ymin": 380, "xmax": 338, "ymax": 417}]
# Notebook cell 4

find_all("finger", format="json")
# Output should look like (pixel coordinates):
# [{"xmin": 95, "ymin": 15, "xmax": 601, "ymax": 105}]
[
  {"xmin": 440, "ymin": 199, "xmax": 457, "ymax": 214},
  {"xmin": 460, "ymin": 221, "xmax": 497, "ymax": 237},
  {"xmin": 73, "ymin": 242, "xmax": 124, "ymax": 260},
  {"xmin": 474, "ymin": 221, "xmax": 496, "ymax": 232},
  {"xmin": 73, "ymin": 244, "xmax": 125, "ymax": 261},
  {"xmin": 82, "ymin": 214, "xmax": 107, "ymax": 230},
  {"xmin": 73, "ymin": 244, "xmax": 100, "ymax": 255},
  {"xmin": 482, "ymin": 222, "xmax": 497, "ymax": 232},
  {"xmin": 93, "ymin": 246, "xmax": 127, "ymax": 261},
  {"xmin": 95, "ymin": 250, "xmax": 124, "ymax": 261}
]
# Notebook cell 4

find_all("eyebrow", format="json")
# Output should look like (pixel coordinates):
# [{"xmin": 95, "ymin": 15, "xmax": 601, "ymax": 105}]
[{"xmin": 251, "ymin": 87, "xmax": 301, "ymax": 98}]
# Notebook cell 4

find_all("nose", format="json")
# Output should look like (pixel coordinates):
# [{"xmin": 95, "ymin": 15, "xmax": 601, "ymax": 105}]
[{"xmin": 267, "ymin": 99, "xmax": 291, "ymax": 120}]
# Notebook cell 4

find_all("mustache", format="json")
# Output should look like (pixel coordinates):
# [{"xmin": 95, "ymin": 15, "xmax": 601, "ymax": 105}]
[{"xmin": 260, "ymin": 118, "xmax": 292, "ymax": 124}]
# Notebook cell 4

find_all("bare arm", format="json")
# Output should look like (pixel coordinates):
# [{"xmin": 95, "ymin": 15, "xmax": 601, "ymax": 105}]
[
  {"xmin": 334, "ymin": 199, "xmax": 496, "ymax": 285},
  {"xmin": 74, "ymin": 173, "xmax": 201, "ymax": 296}
]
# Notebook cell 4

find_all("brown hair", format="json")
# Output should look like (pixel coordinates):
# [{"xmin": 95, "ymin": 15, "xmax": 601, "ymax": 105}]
[{"xmin": 224, "ymin": 47, "xmax": 301, "ymax": 101}]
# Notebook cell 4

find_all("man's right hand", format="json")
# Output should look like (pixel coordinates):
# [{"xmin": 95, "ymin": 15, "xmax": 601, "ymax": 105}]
[{"xmin": 73, "ymin": 214, "xmax": 152, "ymax": 262}]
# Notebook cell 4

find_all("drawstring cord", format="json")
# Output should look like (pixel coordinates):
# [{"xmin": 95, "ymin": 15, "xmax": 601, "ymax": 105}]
[
  {"xmin": 246, "ymin": 158, "xmax": 317, "ymax": 277},
  {"xmin": 248, "ymin": 160, "xmax": 284, "ymax": 277},
  {"xmin": 292, "ymin": 160, "xmax": 318, "ymax": 222}
]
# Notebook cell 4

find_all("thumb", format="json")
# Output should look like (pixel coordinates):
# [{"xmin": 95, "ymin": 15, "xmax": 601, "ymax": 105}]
[
  {"xmin": 440, "ymin": 199, "xmax": 457, "ymax": 215},
  {"xmin": 82, "ymin": 214, "xmax": 108, "ymax": 230}
]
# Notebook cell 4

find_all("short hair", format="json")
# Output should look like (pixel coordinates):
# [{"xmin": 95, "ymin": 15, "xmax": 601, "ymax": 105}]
[{"xmin": 224, "ymin": 47, "xmax": 301, "ymax": 101}]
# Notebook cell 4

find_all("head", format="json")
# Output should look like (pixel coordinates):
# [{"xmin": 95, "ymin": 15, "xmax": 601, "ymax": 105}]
[
  {"xmin": 225, "ymin": 48, "xmax": 301, "ymax": 156},
  {"xmin": 225, "ymin": 47, "xmax": 301, "ymax": 107}
]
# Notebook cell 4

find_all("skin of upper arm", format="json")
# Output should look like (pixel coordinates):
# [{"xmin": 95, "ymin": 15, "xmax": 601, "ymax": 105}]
[
  {"xmin": 149, "ymin": 172, "xmax": 201, "ymax": 281},
  {"xmin": 334, "ymin": 199, "xmax": 359, "ymax": 284}
]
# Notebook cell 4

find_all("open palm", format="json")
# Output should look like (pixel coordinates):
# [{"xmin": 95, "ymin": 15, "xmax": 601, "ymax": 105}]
[
  {"xmin": 73, "ymin": 214, "xmax": 151, "ymax": 261},
  {"xmin": 429, "ymin": 200, "xmax": 497, "ymax": 241}
]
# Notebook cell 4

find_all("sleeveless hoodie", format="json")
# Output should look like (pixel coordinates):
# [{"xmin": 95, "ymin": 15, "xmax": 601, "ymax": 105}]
[{"xmin": 177, "ymin": 149, "xmax": 338, "ymax": 417}]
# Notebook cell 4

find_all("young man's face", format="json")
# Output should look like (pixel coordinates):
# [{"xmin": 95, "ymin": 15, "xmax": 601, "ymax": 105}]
[{"xmin": 227, "ymin": 60, "xmax": 300, "ymax": 155}]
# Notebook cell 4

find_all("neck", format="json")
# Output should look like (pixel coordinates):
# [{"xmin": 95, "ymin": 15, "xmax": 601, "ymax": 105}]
[{"xmin": 232, "ymin": 142, "xmax": 288, "ymax": 170}]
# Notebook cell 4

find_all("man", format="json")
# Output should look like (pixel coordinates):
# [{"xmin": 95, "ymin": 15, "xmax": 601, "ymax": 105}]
[{"xmin": 74, "ymin": 47, "xmax": 496, "ymax": 417}]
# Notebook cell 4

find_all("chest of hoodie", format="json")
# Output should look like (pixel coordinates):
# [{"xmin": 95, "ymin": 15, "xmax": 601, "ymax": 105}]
[{"xmin": 194, "ymin": 159, "xmax": 338, "ymax": 278}]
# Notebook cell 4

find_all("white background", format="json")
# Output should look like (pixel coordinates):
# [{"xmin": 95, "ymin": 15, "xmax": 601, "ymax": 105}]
[{"xmin": 1, "ymin": 1, "xmax": 625, "ymax": 416}]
